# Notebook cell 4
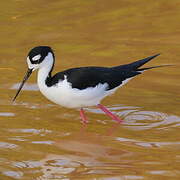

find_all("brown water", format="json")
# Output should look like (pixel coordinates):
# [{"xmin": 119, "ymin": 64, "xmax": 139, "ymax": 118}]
[{"xmin": 0, "ymin": 0, "xmax": 180, "ymax": 179}]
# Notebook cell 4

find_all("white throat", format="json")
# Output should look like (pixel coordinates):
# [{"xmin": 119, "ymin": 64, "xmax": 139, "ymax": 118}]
[{"xmin": 37, "ymin": 52, "xmax": 54, "ymax": 88}]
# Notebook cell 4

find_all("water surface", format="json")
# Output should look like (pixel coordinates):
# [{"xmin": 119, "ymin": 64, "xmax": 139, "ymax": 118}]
[{"xmin": 0, "ymin": 0, "xmax": 180, "ymax": 179}]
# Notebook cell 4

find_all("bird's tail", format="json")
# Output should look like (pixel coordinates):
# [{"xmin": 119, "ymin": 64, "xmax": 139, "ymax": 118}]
[
  {"xmin": 113, "ymin": 54, "xmax": 173, "ymax": 72},
  {"xmin": 124, "ymin": 54, "xmax": 173, "ymax": 71},
  {"xmin": 127, "ymin": 54, "xmax": 160, "ymax": 70},
  {"xmin": 137, "ymin": 64, "xmax": 173, "ymax": 72}
]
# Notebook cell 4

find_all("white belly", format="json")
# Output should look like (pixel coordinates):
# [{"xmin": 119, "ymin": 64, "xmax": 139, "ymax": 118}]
[
  {"xmin": 38, "ymin": 78, "xmax": 115, "ymax": 108},
  {"xmin": 37, "ymin": 65, "xmax": 133, "ymax": 108}
]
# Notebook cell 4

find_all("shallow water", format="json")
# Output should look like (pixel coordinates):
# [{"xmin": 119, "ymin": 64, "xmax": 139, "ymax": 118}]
[{"xmin": 0, "ymin": 0, "xmax": 180, "ymax": 179}]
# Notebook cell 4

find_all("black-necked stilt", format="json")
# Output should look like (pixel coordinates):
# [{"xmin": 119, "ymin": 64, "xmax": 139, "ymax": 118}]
[{"xmin": 13, "ymin": 46, "xmax": 164, "ymax": 124}]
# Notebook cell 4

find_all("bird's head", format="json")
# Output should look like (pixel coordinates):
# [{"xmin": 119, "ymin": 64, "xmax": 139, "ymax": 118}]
[
  {"xmin": 27, "ymin": 46, "xmax": 54, "ymax": 71},
  {"xmin": 13, "ymin": 46, "xmax": 54, "ymax": 102}
]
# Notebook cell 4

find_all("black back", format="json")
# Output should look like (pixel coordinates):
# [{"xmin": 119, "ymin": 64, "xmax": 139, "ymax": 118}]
[
  {"xmin": 46, "ymin": 66, "xmax": 139, "ymax": 90},
  {"xmin": 46, "ymin": 54, "xmax": 160, "ymax": 90}
]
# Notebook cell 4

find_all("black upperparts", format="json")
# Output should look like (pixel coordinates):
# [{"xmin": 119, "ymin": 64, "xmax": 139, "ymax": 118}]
[
  {"xmin": 46, "ymin": 66, "xmax": 140, "ymax": 90},
  {"xmin": 45, "ymin": 54, "xmax": 160, "ymax": 90}
]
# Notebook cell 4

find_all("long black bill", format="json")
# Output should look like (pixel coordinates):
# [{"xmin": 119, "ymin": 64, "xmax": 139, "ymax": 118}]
[{"xmin": 12, "ymin": 68, "xmax": 33, "ymax": 102}]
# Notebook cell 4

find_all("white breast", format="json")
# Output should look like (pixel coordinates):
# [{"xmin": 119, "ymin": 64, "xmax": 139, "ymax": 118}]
[{"xmin": 38, "ymin": 77, "xmax": 113, "ymax": 108}]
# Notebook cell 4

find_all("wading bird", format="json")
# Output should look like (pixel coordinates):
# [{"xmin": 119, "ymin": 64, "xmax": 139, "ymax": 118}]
[{"xmin": 13, "ymin": 46, "xmax": 163, "ymax": 124}]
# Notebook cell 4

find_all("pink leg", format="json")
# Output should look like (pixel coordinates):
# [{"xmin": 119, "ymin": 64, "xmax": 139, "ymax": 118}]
[
  {"xmin": 80, "ymin": 108, "xmax": 88, "ymax": 124},
  {"xmin": 97, "ymin": 104, "xmax": 123, "ymax": 123}
]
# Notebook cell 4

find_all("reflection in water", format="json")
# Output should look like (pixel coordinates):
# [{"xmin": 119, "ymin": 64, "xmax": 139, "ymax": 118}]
[
  {"xmin": 0, "ymin": 104, "xmax": 179, "ymax": 179},
  {"xmin": 0, "ymin": 93, "xmax": 180, "ymax": 179}
]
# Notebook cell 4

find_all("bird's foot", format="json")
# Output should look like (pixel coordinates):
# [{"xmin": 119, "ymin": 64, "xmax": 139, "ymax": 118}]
[
  {"xmin": 80, "ymin": 108, "xmax": 88, "ymax": 125},
  {"xmin": 97, "ymin": 104, "xmax": 123, "ymax": 123}
]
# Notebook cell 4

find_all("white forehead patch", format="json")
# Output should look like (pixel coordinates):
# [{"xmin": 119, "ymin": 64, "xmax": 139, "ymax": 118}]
[{"xmin": 32, "ymin": 54, "xmax": 41, "ymax": 61}]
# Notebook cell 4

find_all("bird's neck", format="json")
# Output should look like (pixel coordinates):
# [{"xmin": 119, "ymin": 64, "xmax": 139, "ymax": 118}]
[{"xmin": 37, "ymin": 53, "xmax": 54, "ymax": 88}]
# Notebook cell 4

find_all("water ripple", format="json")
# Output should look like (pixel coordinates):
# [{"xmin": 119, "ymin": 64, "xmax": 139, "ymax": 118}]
[
  {"xmin": 116, "ymin": 137, "xmax": 180, "ymax": 148},
  {"xmin": 0, "ymin": 112, "xmax": 14, "ymax": 117},
  {"xmin": 0, "ymin": 142, "xmax": 18, "ymax": 149},
  {"xmin": 8, "ymin": 128, "xmax": 52, "ymax": 135},
  {"xmin": 2, "ymin": 171, "xmax": 23, "ymax": 179},
  {"xmin": 88, "ymin": 105, "xmax": 180, "ymax": 130},
  {"xmin": 11, "ymin": 83, "xmax": 39, "ymax": 91}
]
